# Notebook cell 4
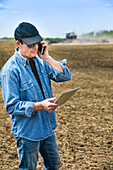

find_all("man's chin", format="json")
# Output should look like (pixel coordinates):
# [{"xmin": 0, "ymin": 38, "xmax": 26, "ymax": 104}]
[{"xmin": 31, "ymin": 52, "xmax": 37, "ymax": 57}]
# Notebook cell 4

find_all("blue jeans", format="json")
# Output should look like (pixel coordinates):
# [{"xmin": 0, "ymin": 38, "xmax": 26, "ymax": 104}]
[{"xmin": 16, "ymin": 133, "xmax": 60, "ymax": 170}]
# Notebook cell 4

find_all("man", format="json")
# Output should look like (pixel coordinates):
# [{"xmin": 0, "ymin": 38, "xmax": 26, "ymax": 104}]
[{"xmin": 0, "ymin": 22, "xmax": 71, "ymax": 170}]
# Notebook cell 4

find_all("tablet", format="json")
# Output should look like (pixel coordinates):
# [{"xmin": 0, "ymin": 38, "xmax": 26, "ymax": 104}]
[{"xmin": 55, "ymin": 87, "xmax": 80, "ymax": 105}]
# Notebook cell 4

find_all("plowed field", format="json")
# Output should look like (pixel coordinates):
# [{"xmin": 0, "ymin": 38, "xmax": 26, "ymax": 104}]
[{"xmin": 0, "ymin": 41, "xmax": 113, "ymax": 169}]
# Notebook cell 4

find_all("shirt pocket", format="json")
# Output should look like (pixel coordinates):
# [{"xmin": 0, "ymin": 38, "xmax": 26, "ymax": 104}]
[
  {"xmin": 20, "ymin": 79, "xmax": 33, "ymax": 91},
  {"xmin": 20, "ymin": 79, "xmax": 37, "ymax": 101},
  {"xmin": 41, "ymin": 69, "xmax": 47, "ymax": 77},
  {"xmin": 41, "ymin": 69, "xmax": 51, "ymax": 86}
]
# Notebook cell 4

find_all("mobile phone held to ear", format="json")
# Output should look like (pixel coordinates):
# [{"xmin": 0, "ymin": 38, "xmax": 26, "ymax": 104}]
[{"xmin": 38, "ymin": 43, "xmax": 45, "ymax": 55}]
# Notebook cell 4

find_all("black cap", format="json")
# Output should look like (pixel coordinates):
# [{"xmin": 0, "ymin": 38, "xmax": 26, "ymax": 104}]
[{"xmin": 14, "ymin": 22, "xmax": 43, "ymax": 45}]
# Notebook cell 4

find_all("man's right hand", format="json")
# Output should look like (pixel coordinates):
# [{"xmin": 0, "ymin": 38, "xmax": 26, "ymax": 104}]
[{"xmin": 33, "ymin": 97, "xmax": 59, "ymax": 113}]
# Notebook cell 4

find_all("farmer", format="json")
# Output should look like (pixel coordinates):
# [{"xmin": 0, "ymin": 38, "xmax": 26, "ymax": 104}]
[{"xmin": 0, "ymin": 22, "xmax": 71, "ymax": 169}]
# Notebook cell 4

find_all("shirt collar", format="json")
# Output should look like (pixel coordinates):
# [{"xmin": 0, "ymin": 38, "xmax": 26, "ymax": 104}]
[
  {"xmin": 15, "ymin": 48, "xmax": 28, "ymax": 65},
  {"xmin": 35, "ymin": 55, "xmax": 44, "ymax": 66}
]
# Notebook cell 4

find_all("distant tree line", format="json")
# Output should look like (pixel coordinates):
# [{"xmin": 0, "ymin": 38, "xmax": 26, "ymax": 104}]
[
  {"xmin": 0, "ymin": 37, "xmax": 14, "ymax": 40},
  {"xmin": 81, "ymin": 30, "xmax": 113, "ymax": 38},
  {"xmin": 44, "ymin": 37, "xmax": 62, "ymax": 41}
]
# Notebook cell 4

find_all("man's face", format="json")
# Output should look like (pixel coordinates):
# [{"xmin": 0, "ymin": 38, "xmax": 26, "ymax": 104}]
[{"xmin": 17, "ymin": 41, "xmax": 39, "ymax": 59}]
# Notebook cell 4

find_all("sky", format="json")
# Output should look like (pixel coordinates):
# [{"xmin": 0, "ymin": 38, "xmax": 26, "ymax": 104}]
[{"xmin": 0, "ymin": 0, "xmax": 113, "ymax": 38}]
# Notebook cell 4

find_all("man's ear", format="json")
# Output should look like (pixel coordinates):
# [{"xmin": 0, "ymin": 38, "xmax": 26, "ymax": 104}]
[{"xmin": 16, "ymin": 40, "xmax": 20, "ymax": 46}]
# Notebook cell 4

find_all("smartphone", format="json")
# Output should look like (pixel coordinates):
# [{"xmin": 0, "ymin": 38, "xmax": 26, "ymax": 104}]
[{"xmin": 38, "ymin": 43, "xmax": 45, "ymax": 55}]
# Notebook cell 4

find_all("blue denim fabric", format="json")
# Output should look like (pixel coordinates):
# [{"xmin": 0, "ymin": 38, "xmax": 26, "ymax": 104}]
[
  {"xmin": 16, "ymin": 133, "xmax": 60, "ymax": 170},
  {"xmin": 0, "ymin": 49, "xmax": 71, "ymax": 141}
]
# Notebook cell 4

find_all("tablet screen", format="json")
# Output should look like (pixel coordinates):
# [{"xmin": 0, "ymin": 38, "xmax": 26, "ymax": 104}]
[{"xmin": 55, "ymin": 87, "xmax": 80, "ymax": 105}]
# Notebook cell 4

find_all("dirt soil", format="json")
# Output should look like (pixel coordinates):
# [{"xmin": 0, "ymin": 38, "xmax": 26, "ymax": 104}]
[{"xmin": 0, "ymin": 41, "xmax": 113, "ymax": 169}]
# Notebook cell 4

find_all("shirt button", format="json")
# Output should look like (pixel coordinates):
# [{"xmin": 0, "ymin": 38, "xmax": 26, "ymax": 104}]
[
  {"xmin": 30, "ymin": 68, "xmax": 31, "ymax": 70},
  {"xmin": 26, "ymin": 86, "xmax": 28, "ymax": 88},
  {"xmin": 40, "ymin": 94, "xmax": 42, "ymax": 96},
  {"xmin": 34, "ymin": 76, "xmax": 35, "ymax": 79},
  {"xmin": 24, "ymin": 64, "xmax": 26, "ymax": 66},
  {"xmin": 44, "ymin": 111, "xmax": 46, "ymax": 113}
]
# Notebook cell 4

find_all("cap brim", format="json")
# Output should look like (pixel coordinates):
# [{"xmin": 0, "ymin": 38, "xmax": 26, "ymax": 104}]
[{"xmin": 22, "ymin": 35, "xmax": 43, "ymax": 45}]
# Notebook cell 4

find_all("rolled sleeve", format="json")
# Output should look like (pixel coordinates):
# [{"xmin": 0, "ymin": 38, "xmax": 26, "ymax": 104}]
[
  {"xmin": 46, "ymin": 59, "xmax": 71, "ymax": 82},
  {"xmin": 25, "ymin": 102, "xmax": 34, "ymax": 117},
  {"xmin": 58, "ymin": 59, "xmax": 67, "ymax": 70}
]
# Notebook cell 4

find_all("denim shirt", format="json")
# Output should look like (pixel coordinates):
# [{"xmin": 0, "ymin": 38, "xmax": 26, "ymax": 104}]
[{"xmin": 0, "ymin": 49, "xmax": 71, "ymax": 141}]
